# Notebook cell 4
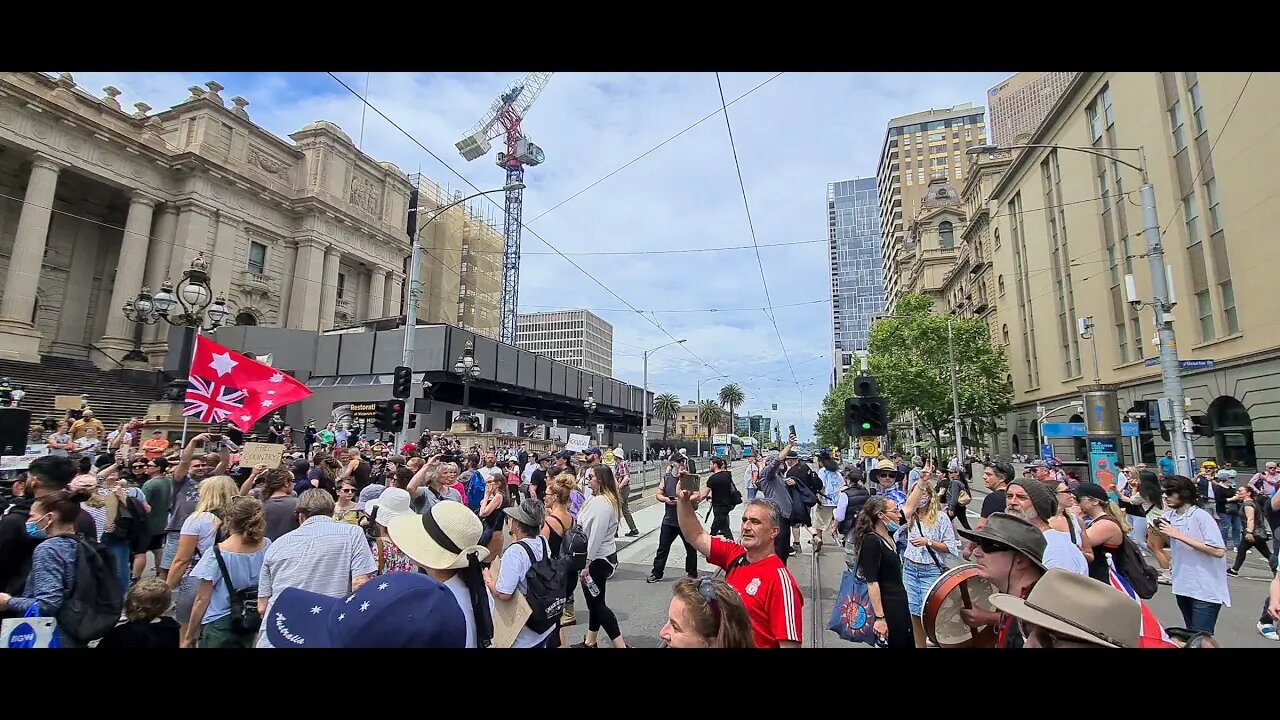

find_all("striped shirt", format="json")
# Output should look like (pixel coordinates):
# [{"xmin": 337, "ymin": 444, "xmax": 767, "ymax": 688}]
[{"xmin": 255, "ymin": 515, "xmax": 377, "ymax": 648}]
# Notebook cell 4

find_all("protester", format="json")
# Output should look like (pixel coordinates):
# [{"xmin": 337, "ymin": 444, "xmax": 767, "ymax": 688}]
[
  {"xmin": 186, "ymin": 496, "xmax": 270, "ymax": 648},
  {"xmin": 850, "ymin": 495, "xmax": 913, "ymax": 648},
  {"xmin": 0, "ymin": 490, "xmax": 86, "ymax": 646},
  {"xmin": 1155, "ymin": 475, "xmax": 1230, "ymax": 635},
  {"xmin": 991, "ymin": 568, "xmax": 1141, "ymax": 648},
  {"xmin": 575, "ymin": 464, "xmax": 626, "ymax": 648},
  {"xmin": 956, "ymin": 512, "xmax": 1049, "ymax": 648},
  {"xmin": 902, "ymin": 466, "xmax": 961, "ymax": 647},
  {"xmin": 483, "ymin": 499, "xmax": 559, "ymax": 648},
  {"xmin": 659, "ymin": 577, "xmax": 755, "ymax": 648},
  {"xmin": 166, "ymin": 475, "xmax": 238, "ymax": 641}
]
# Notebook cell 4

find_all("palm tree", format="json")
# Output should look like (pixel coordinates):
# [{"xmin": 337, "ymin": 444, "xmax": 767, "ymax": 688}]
[
  {"xmin": 718, "ymin": 383, "xmax": 745, "ymax": 437},
  {"xmin": 698, "ymin": 399, "xmax": 725, "ymax": 437},
  {"xmin": 653, "ymin": 393, "xmax": 680, "ymax": 442}
]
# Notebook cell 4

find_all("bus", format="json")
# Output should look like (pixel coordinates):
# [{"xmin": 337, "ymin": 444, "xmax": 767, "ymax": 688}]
[
  {"xmin": 741, "ymin": 437, "xmax": 757, "ymax": 457},
  {"xmin": 712, "ymin": 433, "xmax": 743, "ymax": 460}
]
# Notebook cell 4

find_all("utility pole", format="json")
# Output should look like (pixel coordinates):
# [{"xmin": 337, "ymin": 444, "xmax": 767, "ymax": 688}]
[{"xmin": 947, "ymin": 318, "xmax": 964, "ymax": 467}]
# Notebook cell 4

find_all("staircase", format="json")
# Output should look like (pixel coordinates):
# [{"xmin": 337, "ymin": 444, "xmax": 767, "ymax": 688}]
[{"xmin": 0, "ymin": 355, "xmax": 166, "ymax": 435}]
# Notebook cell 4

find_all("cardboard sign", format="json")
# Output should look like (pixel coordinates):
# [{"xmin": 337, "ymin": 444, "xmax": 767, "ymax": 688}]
[
  {"xmin": 488, "ymin": 556, "xmax": 533, "ymax": 649},
  {"xmin": 565, "ymin": 433, "xmax": 590, "ymax": 451},
  {"xmin": 239, "ymin": 442, "xmax": 284, "ymax": 468},
  {"xmin": 54, "ymin": 395, "xmax": 83, "ymax": 411}
]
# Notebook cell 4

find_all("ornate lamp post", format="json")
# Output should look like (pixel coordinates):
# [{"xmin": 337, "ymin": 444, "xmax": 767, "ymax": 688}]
[
  {"xmin": 450, "ymin": 340, "xmax": 483, "ymax": 432},
  {"xmin": 122, "ymin": 254, "xmax": 230, "ymax": 402},
  {"xmin": 583, "ymin": 386, "xmax": 598, "ymax": 444}
]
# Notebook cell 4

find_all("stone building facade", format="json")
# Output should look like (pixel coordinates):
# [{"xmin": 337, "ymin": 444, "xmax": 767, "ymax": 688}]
[
  {"xmin": 899, "ymin": 177, "xmax": 966, "ymax": 307},
  {"xmin": 0, "ymin": 72, "xmax": 418, "ymax": 369}
]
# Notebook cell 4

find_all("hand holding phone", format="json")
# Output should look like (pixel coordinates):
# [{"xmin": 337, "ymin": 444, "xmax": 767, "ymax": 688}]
[{"xmin": 679, "ymin": 472, "xmax": 700, "ymax": 493}]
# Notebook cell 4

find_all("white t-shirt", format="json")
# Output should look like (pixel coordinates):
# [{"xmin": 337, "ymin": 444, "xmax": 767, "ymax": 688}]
[
  {"xmin": 443, "ymin": 573, "xmax": 497, "ymax": 649},
  {"xmin": 1042, "ymin": 529, "xmax": 1089, "ymax": 575},
  {"xmin": 1165, "ymin": 505, "xmax": 1231, "ymax": 606},
  {"xmin": 495, "ymin": 537, "xmax": 559, "ymax": 648}
]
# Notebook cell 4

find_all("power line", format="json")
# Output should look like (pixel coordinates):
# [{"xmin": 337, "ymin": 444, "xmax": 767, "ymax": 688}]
[
  {"xmin": 525, "ymin": 72, "xmax": 785, "ymax": 225},
  {"xmin": 714, "ymin": 71, "xmax": 799, "ymax": 389}
]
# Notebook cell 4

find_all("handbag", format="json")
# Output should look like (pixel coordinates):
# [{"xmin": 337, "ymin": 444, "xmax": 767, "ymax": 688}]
[
  {"xmin": 827, "ymin": 560, "xmax": 879, "ymax": 647},
  {"xmin": 213, "ymin": 544, "xmax": 263, "ymax": 635}
]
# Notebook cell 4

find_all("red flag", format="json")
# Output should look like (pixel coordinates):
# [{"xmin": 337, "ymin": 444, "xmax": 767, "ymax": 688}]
[{"xmin": 185, "ymin": 335, "xmax": 312, "ymax": 432}]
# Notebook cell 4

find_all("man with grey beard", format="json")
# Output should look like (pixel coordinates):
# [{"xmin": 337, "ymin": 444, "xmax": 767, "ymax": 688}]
[{"xmin": 1004, "ymin": 478, "xmax": 1089, "ymax": 575}]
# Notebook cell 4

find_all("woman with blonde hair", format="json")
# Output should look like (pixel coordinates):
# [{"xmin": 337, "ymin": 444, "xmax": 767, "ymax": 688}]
[
  {"xmin": 1070, "ymin": 482, "xmax": 1132, "ymax": 584},
  {"xmin": 165, "ymin": 475, "xmax": 238, "ymax": 641},
  {"xmin": 541, "ymin": 473, "xmax": 576, "ymax": 648},
  {"xmin": 185, "ymin": 496, "xmax": 270, "ymax": 648},
  {"xmin": 573, "ymin": 464, "xmax": 627, "ymax": 648},
  {"xmin": 901, "ymin": 464, "xmax": 960, "ymax": 648},
  {"xmin": 660, "ymin": 577, "xmax": 754, "ymax": 648}
]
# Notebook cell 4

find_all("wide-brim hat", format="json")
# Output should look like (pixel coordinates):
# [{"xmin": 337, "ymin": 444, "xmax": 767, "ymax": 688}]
[
  {"xmin": 387, "ymin": 502, "xmax": 488, "ymax": 571},
  {"xmin": 956, "ymin": 511, "xmax": 1048, "ymax": 572},
  {"xmin": 364, "ymin": 487, "xmax": 414, "ymax": 526},
  {"xmin": 872, "ymin": 459, "xmax": 903, "ymax": 477},
  {"xmin": 504, "ymin": 503, "xmax": 541, "ymax": 528},
  {"xmin": 988, "ymin": 568, "xmax": 1140, "ymax": 648}
]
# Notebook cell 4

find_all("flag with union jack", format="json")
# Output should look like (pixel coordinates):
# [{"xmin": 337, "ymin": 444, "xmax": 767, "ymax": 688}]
[
  {"xmin": 1106, "ymin": 553, "xmax": 1178, "ymax": 648},
  {"xmin": 183, "ymin": 375, "xmax": 248, "ymax": 425}
]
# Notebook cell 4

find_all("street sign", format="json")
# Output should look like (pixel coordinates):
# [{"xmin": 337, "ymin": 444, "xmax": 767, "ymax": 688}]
[
  {"xmin": 1041, "ymin": 443, "xmax": 1054, "ymax": 462},
  {"xmin": 859, "ymin": 436, "xmax": 880, "ymax": 458},
  {"xmin": 1043, "ymin": 421, "xmax": 1141, "ymax": 438},
  {"xmin": 1143, "ymin": 358, "xmax": 1215, "ymax": 369},
  {"xmin": 772, "ymin": 404, "xmax": 778, "ymax": 411}
]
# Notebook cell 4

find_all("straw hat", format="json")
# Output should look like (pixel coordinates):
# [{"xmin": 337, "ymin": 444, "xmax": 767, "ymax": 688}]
[{"xmin": 387, "ymin": 501, "xmax": 489, "ymax": 570}]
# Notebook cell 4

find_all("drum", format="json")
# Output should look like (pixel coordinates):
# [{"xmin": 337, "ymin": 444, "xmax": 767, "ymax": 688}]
[{"xmin": 921, "ymin": 563, "xmax": 999, "ymax": 648}]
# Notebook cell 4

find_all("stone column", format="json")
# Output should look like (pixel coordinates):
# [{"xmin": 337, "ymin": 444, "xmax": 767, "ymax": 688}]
[
  {"xmin": 142, "ymin": 204, "xmax": 179, "ymax": 350},
  {"xmin": 387, "ymin": 273, "xmax": 403, "ymax": 317},
  {"xmin": 318, "ymin": 246, "xmax": 340, "ymax": 330},
  {"xmin": 369, "ymin": 267, "xmax": 387, "ymax": 320},
  {"xmin": 287, "ymin": 239, "xmax": 326, "ymax": 330},
  {"xmin": 148, "ymin": 201, "xmax": 212, "ymax": 368},
  {"xmin": 0, "ymin": 153, "xmax": 67, "ymax": 362},
  {"xmin": 49, "ymin": 217, "xmax": 102, "ymax": 358},
  {"xmin": 95, "ymin": 192, "xmax": 157, "ymax": 366},
  {"xmin": 209, "ymin": 212, "xmax": 239, "ymax": 300},
  {"xmin": 277, "ymin": 239, "xmax": 299, "ymax": 326}
]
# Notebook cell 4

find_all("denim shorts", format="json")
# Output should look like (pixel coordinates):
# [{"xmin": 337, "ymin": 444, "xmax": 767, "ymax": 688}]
[
  {"xmin": 903, "ymin": 558, "xmax": 943, "ymax": 617},
  {"xmin": 160, "ymin": 531, "xmax": 181, "ymax": 571}
]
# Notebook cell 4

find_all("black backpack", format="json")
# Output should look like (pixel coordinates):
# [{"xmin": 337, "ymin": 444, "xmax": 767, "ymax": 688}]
[
  {"xmin": 1097, "ymin": 516, "xmax": 1159, "ymax": 599},
  {"xmin": 1250, "ymin": 498, "xmax": 1273, "ymax": 540},
  {"xmin": 516, "ymin": 537, "xmax": 570, "ymax": 634},
  {"xmin": 837, "ymin": 487, "xmax": 870, "ymax": 536},
  {"xmin": 57, "ymin": 536, "xmax": 124, "ymax": 644},
  {"xmin": 213, "ymin": 543, "xmax": 263, "ymax": 635},
  {"xmin": 112, "ymin": 494, "xmax": 153, "ymax": 555}
]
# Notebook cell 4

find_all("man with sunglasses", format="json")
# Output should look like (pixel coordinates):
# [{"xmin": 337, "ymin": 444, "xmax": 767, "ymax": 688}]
[{"xmin": 955, "ymin": 512, "xmax": 1048, "ymax": 648}]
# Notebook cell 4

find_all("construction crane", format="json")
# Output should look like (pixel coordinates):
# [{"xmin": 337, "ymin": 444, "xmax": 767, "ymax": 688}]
[{"xmin": 455, "ymin": 72, "xmax": 553, "ymax": 345}]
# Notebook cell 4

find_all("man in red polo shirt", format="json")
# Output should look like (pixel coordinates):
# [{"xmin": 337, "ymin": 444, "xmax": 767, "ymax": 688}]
[{"xmin": 675, "ymin": 486, "xmax": 802, "ymax": 647}]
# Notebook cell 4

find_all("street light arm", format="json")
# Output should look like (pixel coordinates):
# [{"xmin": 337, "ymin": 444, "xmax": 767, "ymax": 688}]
[{"xmin": 969, "ymin": 143, "xmax": 1146, "ymax": 179}]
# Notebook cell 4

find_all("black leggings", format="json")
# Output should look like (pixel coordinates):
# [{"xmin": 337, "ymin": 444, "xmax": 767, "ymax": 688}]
[
  {"xmin": 774, "ymin": 519, "xmax": 792, "ymax": 566},
  {"xmin": 584, "ymin": 555, "xmax": 621, "ymax": 640},
  {"xmin": 710, "ymin": 506, "xmax": 734, "ymax": 541},
  {"xmin": 1232, "ymin": 532, "xmax": 1273, "ymax": 572}
]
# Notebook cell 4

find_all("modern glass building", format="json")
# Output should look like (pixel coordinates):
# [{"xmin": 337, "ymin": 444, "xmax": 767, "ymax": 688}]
[{"xmin": 828, "ymin": 177, "xmax": 884, "ymax": 387}]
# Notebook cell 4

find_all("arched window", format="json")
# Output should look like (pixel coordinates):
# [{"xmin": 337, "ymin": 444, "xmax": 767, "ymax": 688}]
[
  {"xmin": 1002, "ymin": 324, "xmax": 1010, "ymax": 344},
  {"xmin": 939, "ymin": 221, "xmax": 955, "ymax": 249},
  {"xmin": 235, "ymin": 312, "xmax": 257, "ymax": 326},
  {"xmin": 1209, "ymin": 396, "xmax": 1256, "ymax": 469},
  {"xmin": 998, "ymin": 275, "xmax": 1005, "ymax": 295},
  {"xmin": 1068, "ymin": 413, "xmax": 1087, "ymax": 461}
]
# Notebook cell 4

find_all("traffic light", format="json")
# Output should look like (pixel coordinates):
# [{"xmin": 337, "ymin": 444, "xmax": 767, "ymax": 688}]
[
  {"xmin": 854, "ymin": 375, "xmax": 879, "ymax": 398},
  {"xmin": 844, "ymin": 398, "xmax": 865, "ymax": 436},
  {"xmin": 1188, "ymin": 414, "xmax": 1213, "ymax": 438},
  {"xmin": 844, "ymin": 396, "xmax": 890, "ymax": 437},
  {"xmin": 391, "ymin": 365, "xmax": 413, "ymax": 399},
  {"xmin": 374, "ymin": 400, "xmax": 405, "ymax": 433}
]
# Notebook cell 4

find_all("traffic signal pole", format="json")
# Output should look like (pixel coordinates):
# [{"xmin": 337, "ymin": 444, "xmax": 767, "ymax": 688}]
[{"xmin": 947, "ymin": 318, "xmax": 964, "ymax": 468}]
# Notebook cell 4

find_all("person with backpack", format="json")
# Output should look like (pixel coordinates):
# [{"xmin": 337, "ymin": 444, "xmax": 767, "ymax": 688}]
[
  {"xmin": 704, "ymin": 457, "xmax": 740, "ymax": 541},
  {"xmin": 483, "ymin": 498, "xmax": 563, "ymax": 648},
  {"xmin": 0, "ymin": 489, "xmax": 118, "ymax": 647},
  {"xmin": 1070, "ymin": 482, "xmax": 1135, "ymax": 585},
  {"xmin": 572, "ymin": 465, "xmax": 627, "ymax": 649},
  {"xmin": 184, "ymin": 496, "xmax": 270, "ymax": 648},
  {"xmin": 1228, "ymin": 484, "xmax": 1272, "ymax": 577},
  {"xmin": 834, "ymin": 468, "xmax": 870, "ymax": 546}
]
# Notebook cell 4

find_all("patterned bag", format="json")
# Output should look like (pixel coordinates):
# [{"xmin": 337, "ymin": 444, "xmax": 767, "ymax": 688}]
[{"xmin": 827, "ymin": 563, "xmax": 879, "ymax": 647}]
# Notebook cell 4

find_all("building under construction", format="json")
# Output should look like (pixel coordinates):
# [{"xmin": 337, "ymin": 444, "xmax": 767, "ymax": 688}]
[{"xmin": 407, "ymin": 173, "xmax": 503, "ymax": 340}]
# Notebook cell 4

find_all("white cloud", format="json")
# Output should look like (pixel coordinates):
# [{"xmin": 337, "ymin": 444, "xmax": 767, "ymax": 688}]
[{"xmin": 68, "ymin": 70, "xmax": 1009, "ymax": 441}]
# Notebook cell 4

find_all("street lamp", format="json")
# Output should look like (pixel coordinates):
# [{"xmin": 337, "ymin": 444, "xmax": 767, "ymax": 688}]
[
  {"xmin": 642, "ymin": 338, "xmax": 686, "ymax": 466},
  {"xmin": 400, "ymin": 182, "xmax": 523, "ymax": 446},
  {"xmin": 122, "ymin": 254, "xmax": 229, "ymax": 402},
  {"xmin": 969, "ymin": 142, "xmax": 1192, "ymax": 476},
  {"xmin": 583, "ymin": 386, "xmax": 598, "ymax": 443},
  {"xmin": 695, "ymin": 373, "xmax": 728, "ymax": 457},
  {"xmin": 451, "ymin": 339, "xmax": 483, "ymax": 432}
]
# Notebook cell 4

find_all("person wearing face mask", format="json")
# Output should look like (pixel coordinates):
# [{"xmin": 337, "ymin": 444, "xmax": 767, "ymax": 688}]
[
  {"xmin": 0, "ymin": 456, "xmax": 97, "ymax": 618},
  {"xmin": 849, "ymin": 496, "xmax": 913, "ymax": 648},
  {"xmin": 0, "ymin": 490, "xmax": 90, "ymax": 646}
]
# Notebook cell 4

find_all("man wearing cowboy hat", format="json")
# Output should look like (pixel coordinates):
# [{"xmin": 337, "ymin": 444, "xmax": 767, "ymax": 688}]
[
  {"xmin": 990, "ymin": 568, "xmax": 1142, "ymax": 648},
  {"xmin": 955, "ymin": 511, "xmax": 1048, "ymax": 648}
]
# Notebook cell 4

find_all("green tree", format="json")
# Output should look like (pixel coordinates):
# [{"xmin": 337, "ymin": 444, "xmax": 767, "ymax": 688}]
[
  {"xmin": 717, "ymin": 383, "xmax": 745, "ymax": 437},
  {"xmin": 866, "ymin": 293, "xmax": 1013, "ymax": 457},
  {"xmin": 653, "ymin": 393, "xmax": 680, "ymax": 442},
  {"xmin": 698, "ymin": 399, "xmax": 725, "ymax": 436},
  {"xmin": 814, "ymin": 371, "xmax": 857, "ymax": 450}
]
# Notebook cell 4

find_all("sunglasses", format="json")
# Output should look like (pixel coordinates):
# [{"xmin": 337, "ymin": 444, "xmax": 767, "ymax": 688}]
[
  {"xmin": 340, "ymin": 487, "xmax": 356, "ymax": 493},
  {"xmin": 976, "ymin": 539, "xmax": 1014, "ymax": 554},
  {"xmin": 696, "ymin": 577, "xmax": 721, "ymax": 623}
]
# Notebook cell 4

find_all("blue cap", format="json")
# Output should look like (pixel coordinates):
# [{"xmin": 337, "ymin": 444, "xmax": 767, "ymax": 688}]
[
  {"xmin": 554, "ymin": 450, "xmax": 574, "ymax": 460},
  {"xmin": 267, "ymin": 571, "xmax": 466, "ymax": 649},
  {"xmin": 586, "ymin": 447, "xmax": 603, "ymax": 457}
]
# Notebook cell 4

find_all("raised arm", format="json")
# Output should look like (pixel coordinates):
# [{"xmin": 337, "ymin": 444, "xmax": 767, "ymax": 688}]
[{"xmin": 675, "ymin": 489, "xmax": 712, "ymax": 560}]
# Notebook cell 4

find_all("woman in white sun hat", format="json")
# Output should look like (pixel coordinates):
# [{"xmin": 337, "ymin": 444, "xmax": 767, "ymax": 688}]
[
  {"xmin": 388, "ymin": 502, "xmax": 496, "ymax": 648},
  {"xmin": 363, "ymin": 487, "xmax": 418, "ymax": 576}
]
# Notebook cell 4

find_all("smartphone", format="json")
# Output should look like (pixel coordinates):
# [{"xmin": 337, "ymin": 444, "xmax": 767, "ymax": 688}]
[
  {"xmin": 679, "ymin": 472, "xmax": 700, "ymax": 493},
  {"xmin": 208, "ymin": 433, "xmax": 223, "ymax": 442},
  {"xmin": 789, "ymin": 424, "xmax": 797, "ymax": 440}
]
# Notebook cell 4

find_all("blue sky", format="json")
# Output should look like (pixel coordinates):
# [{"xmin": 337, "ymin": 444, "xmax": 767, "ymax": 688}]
[{"xmin": 67, "ymin": 71, "xmax": 1010, "ymax": 441}]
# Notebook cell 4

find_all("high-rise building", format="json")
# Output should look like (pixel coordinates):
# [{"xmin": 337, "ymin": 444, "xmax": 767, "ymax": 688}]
[
  {"xmin": 986, "ymin": 72, "xmax": 1077, "ymax": 148},
  {"xmin": 878, "ymin": 103, "xmax": 989, "ymax": 313},
  {"xmin": 516, "ymin": 309, "xmax": 614, "ymax": 376},
  {"xmin": 828, "ymin": 178, "xmax": 883, "ymax": 387}
]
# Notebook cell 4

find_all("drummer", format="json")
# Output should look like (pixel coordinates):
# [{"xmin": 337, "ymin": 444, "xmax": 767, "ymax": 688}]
[{"xmin": 955, "ymin": 512, "xmax": 1048, "ymax": 649}]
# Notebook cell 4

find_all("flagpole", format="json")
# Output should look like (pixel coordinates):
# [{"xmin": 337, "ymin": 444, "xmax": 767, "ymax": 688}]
[{"xmin": 179, "ymin": 327, "xmax": 202, "ymax": 447}]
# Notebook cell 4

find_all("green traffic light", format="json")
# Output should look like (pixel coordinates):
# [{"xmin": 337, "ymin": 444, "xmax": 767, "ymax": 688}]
[{"xmin": 861, "ymin": 422, "xmax": 871, "ymax": 430}]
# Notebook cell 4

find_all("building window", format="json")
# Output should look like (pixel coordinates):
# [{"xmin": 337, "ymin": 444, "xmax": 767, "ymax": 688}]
[
  {"xmin": 1098, "ymin": 167, "xmax": 1110, "ymax": 212},
  {"xmin": 234, "ymin": 311, "xmax": 257, "ymax": 326},
  {"xmin": 1197, "ymin": 290, "xmax": 1215, "ymax": 342},
  {"xmin": 248, "ymin": 241, "xmax": 267, "ymax": 274},
  {"xmin": 1206, "ymin": 178, "xmax": 1222, "ymax": 232},
  {"xmin": 336, "ymin": 273, "xmax": 346, "ymax": 300},
  {"xmin": 1189, "ymin": 82, "xmax": 1206, "ymax": 136},
  {"xmin": 993, "ymin": 228, "xmax": 1000, "ymax": 249},
  {"xmin": 1169, "ymin": 101, "xmax": 1187, "ymax": 152},
  {"xmin": 1107, "ymin": 244, "xmax": 1120, "ymax": 286},
  {"xmin": 1002, "ymin": 324, "xmax": 1010, "ymax": 344},
  {"xmin": 1183, "ymin": 194, "xmax": 1200, "ymax": 246},
  {"xmin": 939, "ymin": 221, "xmax": 955, "ymax": 249},
  {"xmin": 1220, "ymin": 280, "xmax": 1239, "ymax": 334},
  {"xmin": 1117, "ymin": 321, "xmax": 1129, "ymax": 363},
  {"xmin": 1086, "ymin": 106, "xmax": 1103, "ymax": 143},
  {"xmin": 1131, "ymin": 316, "xmax": 1144, "ymax": 360},
  {"xmin": 998, "ymin": 275, "xmax": 1005, "ymax": 295},
  {"xmin": 1102, "ymin": 86, "xmax": 1114, "ymax": 127}
]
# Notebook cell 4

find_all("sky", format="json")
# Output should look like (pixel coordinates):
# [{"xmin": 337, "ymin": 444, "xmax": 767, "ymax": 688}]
[{"xmin": 65, "ymin": 71, "xmax": 1010, "ymax": 441}]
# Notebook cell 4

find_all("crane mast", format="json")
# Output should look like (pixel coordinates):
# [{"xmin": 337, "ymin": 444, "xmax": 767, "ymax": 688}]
[{"xmin": 455, "ymin": 72, "xmax": 552, "ymax": 344}]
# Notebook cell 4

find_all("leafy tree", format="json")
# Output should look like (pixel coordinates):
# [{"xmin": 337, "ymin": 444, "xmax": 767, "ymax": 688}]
[
  {"xmin": 866, "ymin": 293, "xmax": 1012, "ymax": 458},
  {"xmin": 653, "ymin": 393, "xmax": 680, "ymax": 442},
  {"xmin": 717, "ymin": 383, "xmax": 745, "ymax": 436},
  {"xmin": 814, "ymin": 371, "xmax": 857, "ymax": 450},
  {"xmin": 698, "ymin": 399, "xmax": 725, "ymax": 436}
]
